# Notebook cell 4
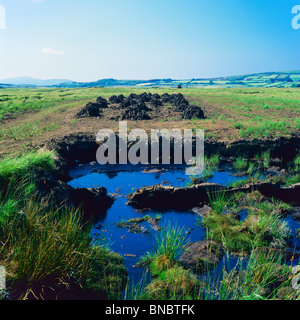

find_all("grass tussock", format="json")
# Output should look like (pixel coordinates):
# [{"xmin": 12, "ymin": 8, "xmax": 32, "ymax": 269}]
[
  {"xmin": 208, "ymin": 191, "xmax": 232, "ymax": 215},
  {"xmin": 210, "ymin": 250, "xmax": 298, "ymax": 300},
  {"xmin": 202, "ymin": 213, "xmax": 253, "ymax": 252},
  {"xmin": 131, "ymin": 223, "xmax": 200, "ymax": 300},
  {"xmin": 201, "ymin": 191, "xmax": 291, "ymax": 253},
  {"xmin": 140, "ymin": 222, "xmax": 189, "ymax": 268},
  {"xmin": 0, "ymin": 152, "xmax": 127, "ymax": 300},
  {"xmin": 0, "ymin": 150, "xmax": 55, "ymax": 181},
  {"xmin": 142, "ymin": 265, "xmax": 199, "ymax": 300},
  {"xmin": 233, "ymin": 157, "xmax": 248, "ymax": 171}
]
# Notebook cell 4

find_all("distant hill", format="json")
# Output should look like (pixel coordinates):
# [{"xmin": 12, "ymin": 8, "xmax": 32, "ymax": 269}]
[
  {"xmin": 1, "ymin": 72, "xmax": 300, "ymax": 88},
  {"xmin": 0, "ymin": 77, "xmax": 72, "ymax": 87},
  {"xmin": 56, "ymin": 71, "xmax": 300, "ymax": 89},
  {"xmin": 57, "ymin": 78, "xmax": 143, "ymax": 88}
]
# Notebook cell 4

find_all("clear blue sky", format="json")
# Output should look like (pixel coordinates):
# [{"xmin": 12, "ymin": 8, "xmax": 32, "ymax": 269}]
[{"xmin": 0, "ymin": 0, "xmax": 299, "ymax": 81}]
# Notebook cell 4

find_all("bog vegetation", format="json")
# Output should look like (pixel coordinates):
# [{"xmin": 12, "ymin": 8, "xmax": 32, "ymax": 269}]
[{"xmin": 0, "ymin": 87, "xmax": 299, "ymax": 300}]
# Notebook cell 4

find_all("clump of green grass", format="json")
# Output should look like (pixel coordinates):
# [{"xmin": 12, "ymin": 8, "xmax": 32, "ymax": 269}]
[
  {"xmin": 202, "ymin": 205, "xmax": 290, "ymax": 253},
  {"xmin": 233, "ymin": 122, "xmax": 245, "ymax": 130},
  {"xmin": 0, "ymin": 177, "xmax": 36, "ymax": 226},
  {"xmin": 187, "ymin": 176, "xmax": 201, "ymax": 186},
  {"xmin": 139, "ymin": 222, "xmax": 190, "ymax": 269},
  {"xmin": 281, "ymin": 153, "xmax": 300, "ymax": 187},
  {"xmin": 155, "ymin": 213, "xmax": 162, "ymax": 220},
  {"xmin": 253, "ymin": 151, "xmax": 272, "ymax": 169},
  {"xmin": 284, "ymin": 174, "xmax": 300, "ymax": 187},
  {"xmin": 251, "ymin": 214, "xmax": 290, "ymax": 249},
  {"xmin": 247, "ymin": 162, "xmax": 256, "ymax": 175},
  {"xmin": 133, "ymin": 222, "xmax": 197, "ymax": 300},
  {"xmin": 261, "ymin": 151, "xmax": 271, "ymax": 169},
  {"xmin": 1, "ymin": 121, "xmax": 39, "ymax": 140},
  {"xmin": 250, "ymin": 199, "xmax": 292, "ymax": 248},
  {"xmin": 201, "ymin": 169, "xmax": 214, "ymax": 181},
  {"xmin": 228, "ymin": 178, "xmax": 248, "ymax": 189},
  {"xmin": 251, "ymin": 198, "xmax": 293, "ymax": 217},
  {"xmin": 86, "ymin": 246, "xmax": 128, "ymax": 300},
  {"xmin": 208, "ymin": 191, "xmax": 231, "ymax": 215},
  {"xmin": 0, "ymin": 150, "xmax": 55, "ymax": 180},
  {"xmin": 229, "ymin": 171, "xmax": 262, "ymax": 189},
  {"xmin": 149, "ymin": 254, "xmax": 175, "ymax": 277},
  {"xmin": 0, "ymin": 178, "xmax": 127, "ymax": 300},
  {"xmin": 187, "ymin": 173, "xmax": 209, "ymax": 186},
  {"xmin": 249, "ymin": 171, "xmax": 262, "ymax": 184},
  {"xmin": 142, "ymin": 265, "xmax": 200, "ymax": 300},
  {"xmin": 214, "ymin": 250, "xmax": 296, "ymax": 300},
  {"xmin": 243, "ymin": 212, "xmax": 290, "ymax": 250},
  {"xmin": 206, "ymin": 154, "xmax": 220, "ymax": 170},
  {"xmin": 233, "ymin": 157, "xmax": 248, "ymax": 171},
  {"xmin": 293, "ymin": 153, "xmax": 300, "ymax": 172},
  {"xmin": 202, "ymin": 213, "xmax": 253, "ymax": 253},
  {"xmin": 295, "ymin": 117, "xmax": 300, "ymax": 130},
  {"xmin": 0, "ymin": 151, "xmax": 128, "ymax": 299}
]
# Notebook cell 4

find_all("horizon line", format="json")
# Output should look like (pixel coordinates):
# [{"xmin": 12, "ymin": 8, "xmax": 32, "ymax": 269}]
[{"xmin": 1, "ymin": 69, "xmax": 300, "ymax": 84}]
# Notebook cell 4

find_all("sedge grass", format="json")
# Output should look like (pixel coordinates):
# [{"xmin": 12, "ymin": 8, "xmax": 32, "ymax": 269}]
[
  {"xmin": 0, "ymin": 149, "xmax": 55, "ymax": 180},
  {"xmin": 0, "ymin": 152, "xmax": 127, "ymax": 299}
]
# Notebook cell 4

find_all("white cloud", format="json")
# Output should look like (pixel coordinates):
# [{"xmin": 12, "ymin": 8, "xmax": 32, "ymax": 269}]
[{"xmin": 40, "ymin": 48, "xmax": 65, "ymax": 55}]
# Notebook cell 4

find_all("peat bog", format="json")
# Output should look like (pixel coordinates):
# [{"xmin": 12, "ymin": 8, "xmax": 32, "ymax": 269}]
[{"xmin": 0, "ymin": 89, "xmax": 299, "ymax": 300}]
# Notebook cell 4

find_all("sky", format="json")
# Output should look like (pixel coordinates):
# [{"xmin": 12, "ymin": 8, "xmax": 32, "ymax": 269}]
[{"xmin": 0, "ymin": 0, "xmax": 299, "ymax": 81}]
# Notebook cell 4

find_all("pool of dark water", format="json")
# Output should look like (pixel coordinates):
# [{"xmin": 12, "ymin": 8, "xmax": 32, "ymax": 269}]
[
  {"xmin": 68, "ymin": 162, "xmax": 248, "ymax": 284},
  {"xmin": 283, "ymin": 216, "xmax": 300, "ymax": 249},
  {"xmin": 68, "ymin": 162, "xmax": 300, "ymax": 287}
]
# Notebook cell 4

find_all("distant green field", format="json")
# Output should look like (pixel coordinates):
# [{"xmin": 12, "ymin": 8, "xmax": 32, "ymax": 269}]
[
  {"xmin": 1, "ymin": 71, "xmax": 300, "ymax": 89},
  {"xmin": 155, "ymin": 71, "xmax": 300, "ymax": 88}
]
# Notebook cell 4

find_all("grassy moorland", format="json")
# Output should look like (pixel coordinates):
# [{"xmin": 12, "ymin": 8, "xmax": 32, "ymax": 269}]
[
  {"xmin": 0, "ymin": 87, "xmax": 299, "ymax": 300},
  {"xmin": 0, "ymin": 87, "xmax": 299, "ymax": 157}
]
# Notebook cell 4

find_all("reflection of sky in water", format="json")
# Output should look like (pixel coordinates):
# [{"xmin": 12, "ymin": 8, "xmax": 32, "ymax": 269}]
[
  {"xmin": 283, "ymin": 216, "xmax": 300, "ymax": 249},
  {"xmin": 68, "ymin": 163, "xmax": 300, "ymax": 286}
]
